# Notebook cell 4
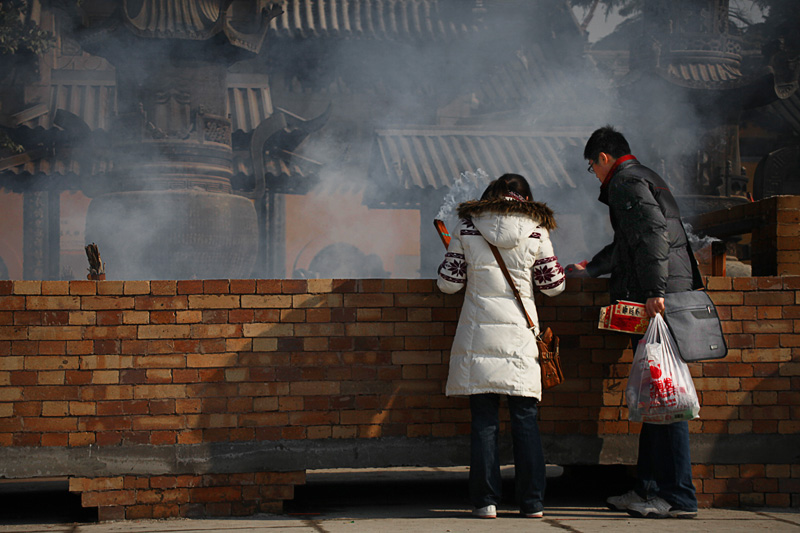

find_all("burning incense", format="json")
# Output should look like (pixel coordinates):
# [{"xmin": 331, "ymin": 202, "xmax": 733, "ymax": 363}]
[{"xmin": 434, "ymin": 219, "xmax": 451, "ymax": 249}]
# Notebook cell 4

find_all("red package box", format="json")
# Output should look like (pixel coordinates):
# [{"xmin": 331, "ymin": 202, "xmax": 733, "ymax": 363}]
[{"xmin": 598, "ymin": 300, "xmax": 650, "ymax": 334}]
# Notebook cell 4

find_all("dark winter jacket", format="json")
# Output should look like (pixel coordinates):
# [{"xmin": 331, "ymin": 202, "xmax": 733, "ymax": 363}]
[{"xmin": 586, "ymin": 157, "xmax": 702, "ymax": 303}]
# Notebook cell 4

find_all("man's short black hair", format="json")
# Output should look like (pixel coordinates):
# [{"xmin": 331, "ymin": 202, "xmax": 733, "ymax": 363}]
[{"xmin": 583, "ymin": 125, "xmax": 631, "ymax": 161}]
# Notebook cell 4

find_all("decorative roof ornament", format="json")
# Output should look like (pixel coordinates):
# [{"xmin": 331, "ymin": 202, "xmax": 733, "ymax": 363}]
[
  {"xmin": 630, "ymin": 0, "xmax": 746, "ymax": 90},
  {"xmin": 80, "ymin": 0, "xmax": 283, "ymax": 57}
]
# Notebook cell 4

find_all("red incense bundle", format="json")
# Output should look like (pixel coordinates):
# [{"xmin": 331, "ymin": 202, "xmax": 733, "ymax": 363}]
[{"xmin": 433, "ymin": 219, "xmax": 451, "ymax": 249}]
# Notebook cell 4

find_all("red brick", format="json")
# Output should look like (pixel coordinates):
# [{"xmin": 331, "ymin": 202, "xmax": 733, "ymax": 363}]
[
  {"xmin": 13, "ymin": 281, "xmax": 41, "ymax": 295},
  {"xmin": 330, "ymin": 279, "xmax": 357, "ymax": 293},
  {"xmin": 189, "ymin": 295, "xmax": 239, "ymax": 309},
  {"xmin": 343, "ymin": 294, "xmax": 394, "ymax": 307},
  {"xmin": 123, "ymin": 281, "xmax": 150, "ymax": 295},
  {"xmin": 229, "ymin": 280, "xmax": 256, "ymax": 294},
  {"xmin": 0, "ymin": 281, "xmax": 13, "ymax": 295},
  {"xmin": 177, "ymin": 280, "xmax": 203, "ymax": 294},
  {"xmin": 255, "ymin": 280, "xmax": 281, "ymax": 294},
  {"xmin": 82, "ymin": 490, "xmax": 136, "ymax": 508},
  {"xmin": 151, "ymin": 280, "xmax": 177, "ymax": 295},
  {"xmin": 81, "ymin": 296, "xmax": 134, "ymax": 310},
  {"xmin": 282, "ymin": 280, "xmax": 307, "ymax": 294},
  {"xmin": 203, "ymin": 280, "xmax": 230, "ymax": 294},
  {"xmin": 135, "ymin": 296, "xmax": 188, "ymax": 310},
  {"xmin": 0, "ymin": 296, "xmax": 25, "ymax": 311},
  {"xmin": 69, "ymin": 280, "xmax": 97, "ymax": 295}
]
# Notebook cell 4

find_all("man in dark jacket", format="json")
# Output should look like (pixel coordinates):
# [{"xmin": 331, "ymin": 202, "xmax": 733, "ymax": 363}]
[{"xmin": 568, "ymin": 126, "xmax": 701, "ymax": 519}]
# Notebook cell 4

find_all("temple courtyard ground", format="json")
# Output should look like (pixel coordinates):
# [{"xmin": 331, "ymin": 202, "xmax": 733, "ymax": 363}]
[{"xmin": 0, "ymin": 466, "xmax": 798, "ymax": 532}]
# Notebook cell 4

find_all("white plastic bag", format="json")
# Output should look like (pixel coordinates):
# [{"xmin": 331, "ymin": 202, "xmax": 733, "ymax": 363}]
[{"xmin": 626, "ymin": 314, "xmax": 700, "ymax": 424}]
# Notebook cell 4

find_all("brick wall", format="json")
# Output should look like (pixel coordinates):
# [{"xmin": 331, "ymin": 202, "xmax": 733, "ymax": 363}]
[
  {"xmin": 0, "ymin": 277, "xmax": 798, "ymax": 519},
  {"xmin": 685, "ymin": 195, "xmax": 800, "ymax": 276}
]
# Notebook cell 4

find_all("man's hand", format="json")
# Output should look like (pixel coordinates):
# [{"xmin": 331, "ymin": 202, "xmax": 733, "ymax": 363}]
[
  {"xmin": 645, "ymin": 297, "xmax": 665, "ymax": 317},
  {"xmin": 565, "ymin": 261, "xmax": 589, "ymax": 278}
]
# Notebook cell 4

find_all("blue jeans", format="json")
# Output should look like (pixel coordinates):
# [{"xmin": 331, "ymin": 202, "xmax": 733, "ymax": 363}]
[
  {"xmin": 469, "ymin": 394, "xmax": 545, "ymax": 514},
  {"xmin": 635, "ymin": 421, "xmax": 697, "ymax": 511}
]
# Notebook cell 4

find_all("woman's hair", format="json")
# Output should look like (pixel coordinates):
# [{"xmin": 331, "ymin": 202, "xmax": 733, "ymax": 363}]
[
  {"xmin": 480, "ymin": 173, "xmax": 533, "ymax": 201},
  {"xmin": 583, "ymin": 125, "xmax": 631, "ymax": 161}
]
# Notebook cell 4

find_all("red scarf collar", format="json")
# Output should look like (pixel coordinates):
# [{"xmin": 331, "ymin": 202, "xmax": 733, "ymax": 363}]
[{"xmin": 601, "ymin": 154, "xmax": 637, "ymax": 189}]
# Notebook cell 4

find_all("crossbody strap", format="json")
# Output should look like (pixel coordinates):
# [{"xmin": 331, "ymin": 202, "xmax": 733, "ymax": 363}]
[
  {"xmin": 679, "ymin": 222, "xmax": 706, "ymax": 290},
  {"xmin": 486, "ymin": 242, "xmax": 536, "ymax": 330}
]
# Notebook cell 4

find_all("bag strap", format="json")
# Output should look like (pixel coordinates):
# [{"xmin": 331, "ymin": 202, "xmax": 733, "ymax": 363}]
[
  {"xmin": 486, "ymin": 242, "xmax": 536, "ymax": 331},
  {"xmin": 678, "ymin": 222, "xmax": 706, "ymax": 290},
  {"xmin": 645, "ymin": 179, "xmax": 705, "ymax": 291}
]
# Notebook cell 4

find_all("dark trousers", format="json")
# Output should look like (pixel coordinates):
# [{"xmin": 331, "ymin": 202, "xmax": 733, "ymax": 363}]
[
  {"xmin": 635, "ymin": 421, "xmax": 697, "ymax": 511},
  {"xmin": 469, "ymin": 394, "xmax": 545, "ymax": 514},
  {"xmin": 629, "ymin": 333, "xmax": 697, "ymax": 511}
]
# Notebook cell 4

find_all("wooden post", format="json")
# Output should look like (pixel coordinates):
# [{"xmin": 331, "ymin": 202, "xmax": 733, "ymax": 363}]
[{"xmin": 711, "ymin": 241, "xmax": 726, "ymax": 277}]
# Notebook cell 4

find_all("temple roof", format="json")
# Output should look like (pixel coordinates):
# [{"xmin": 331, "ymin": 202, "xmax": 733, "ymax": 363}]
[
  {"xmin": 79, "ymin": 0, "xmax": 278, "ymax": 54},
  {"xmin": 365, "ymin": 127, "xmax": 585, "ymax": 208},
  {"xmin": 232, "ymin": 149, "xmax": 321, "ymax": 196},
  {"xmin": 0, "ymin": 72, "xmax": 308, "ymax": 188},
  {"xmin": 664, "ymin": 60, "xmax": 743, "ymax": 88},
  {"xmin": 16, "ymin": 71, "xmax": 272, "ymax": 135},
  {"xmin": 767, "ymin": 93, "xmax": 800, "ymax": 134},
  {"xmin": 470, "ymin": 43, "xmax": 577, "ymax": 116},
  {"xmin": 266, "ymin": 0, "xmax": 478, "ymax": 41},
  {"xmin": 123, "ymin": 0, "xmax": 226, "ymax": 39}
]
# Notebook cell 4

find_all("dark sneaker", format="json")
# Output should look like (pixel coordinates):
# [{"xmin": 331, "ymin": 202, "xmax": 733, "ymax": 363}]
[
  {"xmin": 627, "ymin": 496, "xmax": 697, "ymax": 519},
  {"xmin": 606, "ymin": 490, "xmax": 645, "ymax": 511}
]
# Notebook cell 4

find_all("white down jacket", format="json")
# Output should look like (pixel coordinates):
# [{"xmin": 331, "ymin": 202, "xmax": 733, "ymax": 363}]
[{"xmin": 437, "ymin": 198, "xmax": 565, "ymax": 400}]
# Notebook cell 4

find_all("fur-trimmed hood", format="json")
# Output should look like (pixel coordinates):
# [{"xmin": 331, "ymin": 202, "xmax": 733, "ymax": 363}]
[{"xmin": 456, "ymin": 198, "xmax": 557, "ymax": 230}]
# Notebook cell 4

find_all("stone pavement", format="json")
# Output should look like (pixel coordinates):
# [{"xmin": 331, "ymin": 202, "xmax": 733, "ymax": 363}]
[
  {"xmin": 1, "ymin": 467, "xmax": 798, "ymax": 532},
  {"xmin": 0, "ymin": 505, "xmax": 798, "ymax": 533}
]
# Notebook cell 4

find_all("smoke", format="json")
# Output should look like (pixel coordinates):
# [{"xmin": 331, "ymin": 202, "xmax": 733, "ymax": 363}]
[
  {"xmin": 280, "ymin": 2, "xmax": 624, "ymax": 277},
  {"xmin": 435, "ymin": 169, "xmax": 488, "ymax": 223},
  {"xmin": 0, "ymin": 1, "xmax": 768, "ymax": 281},
  {"xmin": 684, "ymin": 223, "xmax": 720, "ymax": 253}
]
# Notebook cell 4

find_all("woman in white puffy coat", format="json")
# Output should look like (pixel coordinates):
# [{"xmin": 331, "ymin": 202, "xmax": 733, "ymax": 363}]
[{"xmin": 437, "ymin": 173, "xmax": 565, "ymax": 519}]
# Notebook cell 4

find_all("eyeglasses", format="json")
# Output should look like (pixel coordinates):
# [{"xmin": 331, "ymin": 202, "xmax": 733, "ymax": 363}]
[{"xmin": 587, "ymin": 160, "xmax": 595, "ymax": 174}]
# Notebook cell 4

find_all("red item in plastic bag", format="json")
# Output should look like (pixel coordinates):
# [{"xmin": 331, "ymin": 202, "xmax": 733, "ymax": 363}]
[{"xmin": 626, "ymin": 315, "xmax": 700, "ymax": 424}]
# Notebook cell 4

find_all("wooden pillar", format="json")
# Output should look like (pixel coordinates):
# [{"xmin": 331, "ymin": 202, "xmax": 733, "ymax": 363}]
[
  {"xmin": 266, "ymin": 191, "xmax": 286, "ymax": 279},
  {"xmin": 711, "ymin": 241, "xmax": 726, "ymax": 277},
  {"xmin": 47, "ymin": 190, "xmax": 60, "ymax": 280},
  {"xmin": 23, "ymin": 190, "xmax": 48, "ymax": 280}
]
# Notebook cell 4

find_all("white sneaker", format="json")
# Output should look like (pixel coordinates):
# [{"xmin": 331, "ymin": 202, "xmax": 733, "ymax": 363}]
[
  {"xmin": 627, "ymin": 496, "xmax": 697, "ymax": 519},
  {"xmin": 606, "ymin": 490, "xmax": 645, "ymax": 511},
  {"xmin": 472, "ymin": 504, "xmax": 497, "ymax": 519},
  {"xmin": 521, "ymin": 510, "xmax": 543, "ymax": 518}
]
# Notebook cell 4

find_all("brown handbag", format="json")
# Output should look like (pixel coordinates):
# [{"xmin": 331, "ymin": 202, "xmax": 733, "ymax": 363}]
[
  {"xmin": 536, "ymin": 326, "xmax": 564, "ymax": 389},
  {"xmin": 487, "ymin": 242, "xmax": 564, "ymax": 389}
]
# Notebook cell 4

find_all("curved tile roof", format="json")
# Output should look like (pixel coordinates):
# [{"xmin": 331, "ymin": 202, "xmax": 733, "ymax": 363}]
[
  {"xmin": 17, "ymin": 71, "xmax": 271, "ymax": 135},
  {"xmin": 267, "ymin": 0, "xmax": 478, "ymax": 40},
  {"xmin": 123, "ymin": 0, "xmax": 224, "ymax": 39},
  {"xmin": 471, "ymin": 44, "xmax": 573, "ymax": 115},
  {"xmin": 664, "ymin": 61, "xmax": 743, "ymax": 88},
  {"xmin": 767, "ymin": 92, "xmax": 800, "ymax": 134},
  {"xmin": 366, "ymin": 127, "xmax": 586, "ymax": 208}
]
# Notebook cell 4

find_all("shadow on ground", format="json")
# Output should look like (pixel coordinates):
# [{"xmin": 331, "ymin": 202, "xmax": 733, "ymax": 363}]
[
  {"xmin": 285, "ymin": 465, "xmax": 636, "ymax": 515},
  {"xmin": 0, "ymin": 465, "xmax": 635, "ymax": 524}
]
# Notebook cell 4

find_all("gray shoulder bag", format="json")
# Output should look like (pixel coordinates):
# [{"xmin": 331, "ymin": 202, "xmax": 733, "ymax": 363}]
[{"xmin": 662, "ymin": 223, "xmax": 728, "ymax": 362}]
